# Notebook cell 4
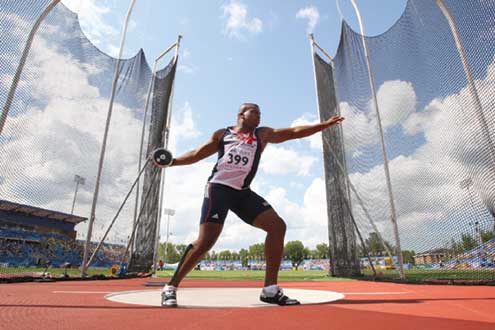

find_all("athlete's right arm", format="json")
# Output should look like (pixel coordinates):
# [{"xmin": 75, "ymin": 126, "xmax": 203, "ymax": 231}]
[{"xmin": 170, "ymin": 129, "xmax": 225, "ymax": 167}]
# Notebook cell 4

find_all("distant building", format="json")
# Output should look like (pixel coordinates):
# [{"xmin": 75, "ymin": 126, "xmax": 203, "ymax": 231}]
[{"xmin": 414, "ymin": 248, "xmax": 447, "ymax": 265}]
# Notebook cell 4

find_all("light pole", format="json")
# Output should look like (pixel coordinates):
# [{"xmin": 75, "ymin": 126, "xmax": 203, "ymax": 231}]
[
  {"xmin": 81, "ymin": 0, "xmax": 138, "ymax": 277},
  {"xmin": 71, "ymin": 175, "xmax": 85, "ymax": 215},
  {"xmin": 460, "ymin": 178, "xmax": 482, "ymax": 245},
  {"xmin": 162, "ymin": 208, "xmax": 175, "ymax": 265}
]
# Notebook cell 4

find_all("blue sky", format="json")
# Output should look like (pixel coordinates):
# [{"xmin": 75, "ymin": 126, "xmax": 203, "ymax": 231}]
[
  {"xmin": 57, "ymin": 0, "xmax": 410, "ymax": 251},
  {"xmin": 63, "ymin": 0, "xmax": 407, "ymax": 138},
  {"xmin": 3, "ymin": 0, "xmax": 494, "ymax": 253}
]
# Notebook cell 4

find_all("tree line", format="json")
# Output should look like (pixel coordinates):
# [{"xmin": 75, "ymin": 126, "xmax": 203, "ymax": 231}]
[
  {"xmin": 157, "ymin": 240, "xmax": 329, "ymax": 269},
  {"xmin": 359, "ymin": 230, "xmax": 495, "ymax": 265},
  {"xmin": 157, "ymin": 229, "xmax": 494, "ymax": 268}
]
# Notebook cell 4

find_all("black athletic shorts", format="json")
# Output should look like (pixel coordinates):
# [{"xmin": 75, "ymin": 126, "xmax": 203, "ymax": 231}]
[{"xmin": 200, "ymin": 183, "xmax": 272, "ymax": 225}]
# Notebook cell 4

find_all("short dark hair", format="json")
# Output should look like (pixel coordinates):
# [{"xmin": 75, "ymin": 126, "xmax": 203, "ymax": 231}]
[{"xmin": 238, "ymin": 103, "xmax": 259, "ymax": 116}]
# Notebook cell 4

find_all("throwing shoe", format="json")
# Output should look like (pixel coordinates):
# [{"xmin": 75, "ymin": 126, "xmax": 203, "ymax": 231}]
[
  {"xmin": 161, "ymin": 284, "xmax": 178, "ymax": 307},
  {"xmin": 260, "ymin": 288, "xmax": 300, "ymax": 306}
]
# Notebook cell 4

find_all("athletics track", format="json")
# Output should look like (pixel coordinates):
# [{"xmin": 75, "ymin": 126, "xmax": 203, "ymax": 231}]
[{"xmin": 1, "ymin": 278, "xmax": 494, "ymax": 330}]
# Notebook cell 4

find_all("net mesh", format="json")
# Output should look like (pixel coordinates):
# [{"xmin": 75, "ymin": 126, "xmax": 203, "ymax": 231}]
[
  {"xmin": 128, "ymin": 61, "xmax": 177, "ymax": 272},
  {"xmin": 0, "ymin": 1, "xmax": 175, "ymax": 278},
  {"xmin": 314, "ymin": 53, "xmax": 360, "ymax": 277},
  {"xmin": 318, "ymin": 0, "xmax": 495, "ymax": 281}
]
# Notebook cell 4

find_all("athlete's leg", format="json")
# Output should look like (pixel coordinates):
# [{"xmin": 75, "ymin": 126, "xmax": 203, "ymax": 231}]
[
  {"xmin": 233, "ymin": 192, "xmax": 299, "ymax": 306},
  {"xmin": 252, "ymin": 208, "xmax": 286, "ymax": 287},
  {"xmin": 168, "ymin": 222, "xmax": 223, "ymax": 287}
]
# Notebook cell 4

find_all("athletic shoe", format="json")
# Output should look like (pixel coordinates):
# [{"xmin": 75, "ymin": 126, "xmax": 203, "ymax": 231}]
[
  {"xmin": 260, "ymin": 288, "xmax": 300, "ymax": 306},
  {"xmin": 161, "ymin": 285, "xmax": 177, "ymax": 307}
]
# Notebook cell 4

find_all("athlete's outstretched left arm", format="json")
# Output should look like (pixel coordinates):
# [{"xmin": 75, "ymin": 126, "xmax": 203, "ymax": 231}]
[{"xmin": 261, "ymin": 115, "xmax": 344, "ymax": 144}]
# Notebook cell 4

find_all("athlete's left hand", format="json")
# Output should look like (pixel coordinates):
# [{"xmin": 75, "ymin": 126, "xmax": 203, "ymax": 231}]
[{"xmin": 324, "ymin": 116, "xmax": 345, "ymax": 127}]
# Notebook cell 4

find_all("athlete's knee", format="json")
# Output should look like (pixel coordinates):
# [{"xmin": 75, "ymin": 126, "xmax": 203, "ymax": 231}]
[
  {"xmin": 275, "ymin": 218, "xmax": 287, "ymax": 235},
  {"xmin": 263, "ymin": 216, "xmax": 286, "ymax": 235},
  {"xmin": 192, "ymin": 238, "xmax": 215, "ymax": 254}
]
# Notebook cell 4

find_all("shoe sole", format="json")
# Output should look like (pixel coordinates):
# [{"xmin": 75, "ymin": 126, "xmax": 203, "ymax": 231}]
[
  {"xmin": 260, "ymin": 297, "xmax": 300, "ymax": 306},
  {"xmin": 161, "ymin": 300, "xmax": 178, "ymax": 307}
]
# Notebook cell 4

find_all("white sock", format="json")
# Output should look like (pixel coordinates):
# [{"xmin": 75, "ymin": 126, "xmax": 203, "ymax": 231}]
[
  {"xmin": 163, "ymin": 284, "xmax": 176, "ymax": 292},
  {"xmin": 262, "ymin": 284, "xmax": 279, "ymax": 297}
]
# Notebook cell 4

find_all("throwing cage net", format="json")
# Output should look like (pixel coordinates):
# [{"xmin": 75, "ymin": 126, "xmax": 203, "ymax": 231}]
[
  {"xmin": 314, "ymin": 0, "xmax": 495, "ymax": 281},
  {"xmin": 0, "ymin": 1, "xmax": 177, "ymax": 279}
]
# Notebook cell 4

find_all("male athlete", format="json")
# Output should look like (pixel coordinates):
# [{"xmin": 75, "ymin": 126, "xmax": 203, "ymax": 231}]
[{"xmin": 162, "ymin": 103, "xmax": 344, "ymax": 307}]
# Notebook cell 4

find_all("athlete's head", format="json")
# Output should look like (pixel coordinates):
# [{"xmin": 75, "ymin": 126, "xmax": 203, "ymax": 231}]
[{"xmin": 237, "ymin": 103, "xmax": 261, "ymax": 129}]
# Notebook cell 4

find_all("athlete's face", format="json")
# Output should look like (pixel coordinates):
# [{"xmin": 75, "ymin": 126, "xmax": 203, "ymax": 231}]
[{"xmin": 241, "ymin": 106, "xmax": 261, "ymax": 128}]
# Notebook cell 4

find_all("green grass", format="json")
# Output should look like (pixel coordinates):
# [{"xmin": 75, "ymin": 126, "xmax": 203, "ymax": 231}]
[
  {"xmin": 3, "ymin": 266, "xmax": 495, "ymax": 282},
  {"xmin": 0, "ymin": 266, "xmax": 112, "ymax": 277},
  {"xmin": 362, "ymin": 268, "xmax": 495, "ymax": 281},
  {"xmin": 156, "ymin": 269, "xmax": 350, "ymax": 281}
]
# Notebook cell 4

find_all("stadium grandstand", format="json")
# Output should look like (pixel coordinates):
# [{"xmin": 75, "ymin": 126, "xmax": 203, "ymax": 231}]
[{"xmin": 0, "ymin": 199, "xmax": 125, "ymax": 274}]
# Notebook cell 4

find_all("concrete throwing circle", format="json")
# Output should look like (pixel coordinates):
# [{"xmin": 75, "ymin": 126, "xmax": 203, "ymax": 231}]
[{"xmin": 106, "ymin": 288, "xmax": 344, "ymax": 308}]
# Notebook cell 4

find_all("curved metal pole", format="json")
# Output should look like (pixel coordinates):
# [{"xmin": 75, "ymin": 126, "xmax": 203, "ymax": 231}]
[
  {"xmin": 81, "ymin": 0, "xmax": 138, "ymax": 277},
  {"xmin": 0, "ymin": 0, "xmax": 61, "ymax": 137},
  {"xmin": 435, "ymin": 0, "xmax": 495, "ymax": 164},
  {"xmin": 349, "ymin": 0, "xmax": 405, "ymax": 279},
  {"xmin": 151, "ymin": 35, "xmax": 182, "ymax": 272}
]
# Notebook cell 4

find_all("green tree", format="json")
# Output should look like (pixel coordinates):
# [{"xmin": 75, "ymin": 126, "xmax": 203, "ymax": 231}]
[
  {"xmin": 284, "ymin": 240, "xmax": 306, "ymax": 269},
  {"xmin": 481, "ymin": 230, "xmax": 494, "ymax": 243},
  {"xmin": 303, "ymin": 247, "xmax": 311, "ymax": 259},
  {"xmin": 365, "ymin": 232, "xmax": 394, "ymax": 256},
  {"xmin": 218, "ymin": 250, "xmax": 232, "ymax": 260},
  {"xmin": 239, "ymin": 248, "xmax": 249, "ymax": 267},
  {"xmin": 401, "ymin": 250, "xmax": 416, "ymax": 265},
  {"xmin": 461, "ymin": 233, "xmax": 477, "ymax": 251},
  {"xmin": 308, "ymin": 249, "xmax": 318, "ymax": 259},
  {"xmin": 316, "ymin": 243, "xmax": 329, "ymax": 259},
  {"xmin": 175, "ymin": 244, "xmax": 187, "ymax": 256},
  {"xmin": 158, "ymin": 242, "xmax": 179, "ymax": 263},
  {"xmin": 249, "ymin": 243, "xmax": 265, "ymax": 260}
]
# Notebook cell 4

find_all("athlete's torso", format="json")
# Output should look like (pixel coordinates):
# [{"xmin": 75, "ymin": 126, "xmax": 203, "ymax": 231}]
[{"xmin": 208, "ymin": 127, "xmax": 262, "ymax": 190}]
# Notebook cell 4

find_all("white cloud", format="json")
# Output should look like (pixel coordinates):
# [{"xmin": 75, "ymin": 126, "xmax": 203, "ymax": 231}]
[
  {"xmin": 376, "ymin": 80, "xmax": 416, "ymax": 128},
  {"xmin": 260, "ymin": 145, "xmax": 317, "ymax": 176},
  {"xmin": 339, "ymin": 101, "xmax": 378, "ymax": 157},
  {"xmin": 178, "ymin": 49, "xmax": 198, "ymax": 74},
  {"xmin": 168, "ymin": 102, "xmax": 201, "ymax": 154},
  {"xmin": 178, "ymin": 64, "xmax": 198, "ymax": 75},
  {"xmin": 291, "ymin": 113, "xmax": 322, "ymax": 150},
  {"xmin": 0, "ymin": 19, "xmax": 156, "ymax": 244},
  {"xmin": 61, "ymin": 0, "xmax": 120, "ymax": 56},
  {"xmin": 221, "ymin": 0, "xmax": 263, "ymax": 40},
  {"xmin": 339, "ymin": 59, "xmax": 495, "ymax": 252},
  {"xmin": 182, "ymin": 49, "xmax": 191, "ymax": 59},
  {"xmin": 338, "ymin": 79, "xmax": 417, "ymax": 158},
  {"xmin": 296, "ymin": 6, "xmax": 320, "ymax": 34}
]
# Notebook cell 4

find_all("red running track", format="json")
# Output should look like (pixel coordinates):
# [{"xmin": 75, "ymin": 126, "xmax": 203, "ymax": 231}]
[{"xmin": 1, "ymin": 278, "xmax": 494, "ymax": 330}]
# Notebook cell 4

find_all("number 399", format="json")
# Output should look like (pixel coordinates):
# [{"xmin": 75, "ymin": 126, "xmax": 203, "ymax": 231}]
[{"xmin": 227, "ymin": 153, "xmax": 249, "ymax": 165}]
